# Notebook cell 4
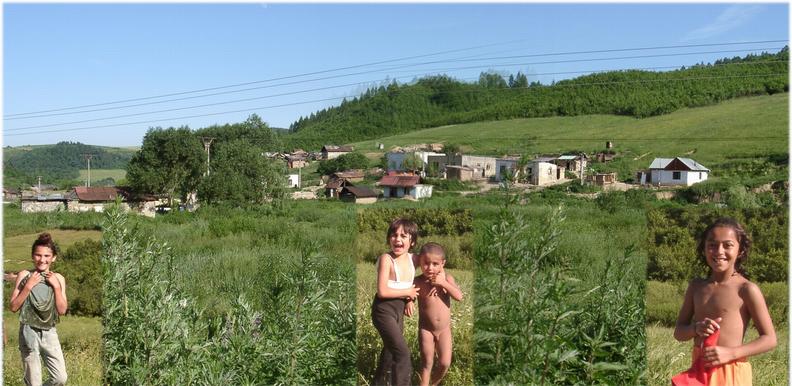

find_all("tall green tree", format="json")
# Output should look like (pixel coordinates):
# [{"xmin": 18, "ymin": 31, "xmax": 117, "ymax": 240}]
[
  {"xmin": 402, "ymin": 152, "xmax": 424, "ymax": 172},
  {"xmin": 197, "ymin": 139, "xmax": 287, "ymax": 205},
  {"xmin": 126, "ymin": 127, "xmax": 204, "ymax": 205}
]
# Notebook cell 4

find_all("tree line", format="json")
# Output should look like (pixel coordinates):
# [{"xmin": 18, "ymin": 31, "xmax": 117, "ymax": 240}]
[{"xmin": 285, "ymin": 48, "xmax": 788, "ymax": 150}]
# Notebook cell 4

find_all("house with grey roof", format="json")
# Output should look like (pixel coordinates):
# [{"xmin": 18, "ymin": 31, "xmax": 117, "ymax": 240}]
[{"xmin": 644, "ymin": 157, "xmax": 710, "ymax": 186}]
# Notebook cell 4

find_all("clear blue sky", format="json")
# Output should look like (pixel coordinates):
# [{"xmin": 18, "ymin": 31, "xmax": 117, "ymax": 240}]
[{"xmin": 3, "ymin": 3, "xmax": 788, "ymax": 147}]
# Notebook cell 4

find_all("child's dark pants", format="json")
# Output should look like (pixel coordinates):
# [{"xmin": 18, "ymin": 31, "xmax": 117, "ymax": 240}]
[{"xmin": 372, "ymin": 297, "xmax": 411, "ymax": 386}]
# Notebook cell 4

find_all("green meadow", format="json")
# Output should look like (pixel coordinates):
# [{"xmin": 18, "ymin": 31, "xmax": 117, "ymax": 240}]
[{"xmin": 78, "ymin": 169, "xmax": 126, "ymax": 183}]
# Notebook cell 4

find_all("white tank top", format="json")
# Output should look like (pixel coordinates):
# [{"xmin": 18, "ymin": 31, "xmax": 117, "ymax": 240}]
[{"xmin": 379, "ymin": 254, "xmax": 415, "ymax": 289}]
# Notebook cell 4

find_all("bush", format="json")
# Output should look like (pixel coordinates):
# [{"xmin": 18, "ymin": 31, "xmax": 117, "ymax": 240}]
[{"xmin": 58, "ymin": 239, "xmax": 103, "ymax": 317}]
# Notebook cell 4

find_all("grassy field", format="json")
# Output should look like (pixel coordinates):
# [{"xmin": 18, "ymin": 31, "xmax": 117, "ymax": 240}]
[
  {"xmin": 647, "ymin": 324, "xmax": 788, "ymax": 386},
  {"xmin": 78, "ymin": 168, "xmax": 126, "ymax": 183},
  {"xmin": 349, "ymin": 93, "xmax": 787, "ymax": 166},
  {"xmin": 3, "ymin": 230, "xmax": 102, "ymax": 271},
  {"xmin": 356, "ymin": 262, "xmax": 473, "ymax": 386},
  {"xmin": 3, "ymin": 312, "xmax": 102, "ymax": 386}
]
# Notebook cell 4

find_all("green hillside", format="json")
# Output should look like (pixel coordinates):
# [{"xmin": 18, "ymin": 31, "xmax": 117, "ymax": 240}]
[
  {"xmin": 286, "ymin": 48, "xmax": 788, "ymax": 149},
  {"xmin": 352, "ymin": 93, "xmax": 788, "ymax": 181}
]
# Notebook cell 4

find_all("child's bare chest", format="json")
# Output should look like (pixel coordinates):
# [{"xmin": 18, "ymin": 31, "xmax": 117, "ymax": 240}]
[{"xmin": 694, "ymin": 283, "xmax": 744, "ymax": 318}]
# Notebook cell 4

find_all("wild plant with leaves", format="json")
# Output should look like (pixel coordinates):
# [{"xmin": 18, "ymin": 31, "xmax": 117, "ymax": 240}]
[
  {"xmin": 101, "ymin": 205, "xmax": 355, "ymax": 385},
  {"xmin": 474, "ymin": 196, "xmax": 645, "ymax": 384}
]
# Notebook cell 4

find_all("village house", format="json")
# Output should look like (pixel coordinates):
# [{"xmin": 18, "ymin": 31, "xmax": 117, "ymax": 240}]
[
  {"xmin": 641, "ymin": 157, "xmax": 709, "ymax": 186},
  {"xmin": 386, "ymin": 151, "xmax": 445, "ymax": 173},
  {"xmin": 527, "ymin": 161, "xmax": 565, "ymax": 186},
  {"xmin": 445, "ymin": 165, "xmax": 482, "ymax": 181},
  {"xmin": 447, "ymin": 154, "xmax": 497, "ymax": 179},
  {"xmin": 321, "ymin": 145, "xmax": 354, "ymax": 160},
  {"xmin": 495, "ymin": 157, "xmax": 520, "ymax": 182},
  {"xmin": 286, "ymin": 154, "xmax": 308, "ymax": 169},
  {"xmin": 21, "ymin": 187, "xmax": 162, "ymax": 217},
  {"xmin": 287, "ymin": 174, "xmax": 300, "ymax": 188},
  {"xmin": 378, "ymin": 173, "xmax": 433, "ymax": 199},
  {"xmin": 331, "ymin": 169, "xmax": 365, "ymax": 183},
  {"xmin": 3, "ymin": 188, "xmax": 22, "ymax": 202},
  {"xmin": 554, "ymin": 154, "xmax": 588, "ymax": 178},
  {"xmin": 339, "ymin": 186, "xmax": 379, "ymax": 204}
]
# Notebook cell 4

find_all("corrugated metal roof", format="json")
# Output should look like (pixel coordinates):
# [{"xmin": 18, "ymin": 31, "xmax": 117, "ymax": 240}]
[
  {"xmin": 649, "ymin": 157, "xmax": 709, "ymax": 171},
  {"xmin": 343, "ymin": 186, "xmax": 378, "ymax": 198},
  {"xmin": 73, "ymin": 186, "xmax": 119, "ymax": 202}
]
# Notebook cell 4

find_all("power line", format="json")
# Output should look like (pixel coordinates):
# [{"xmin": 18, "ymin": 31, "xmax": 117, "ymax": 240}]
[
  {"xmin": 6, "ymin": 72, "xmax": 787, "ymax": 137},
  {"xmin": 8, "ymin": 59, "xmax": 786, "ymax": 132},
  {"xmin": 6, "ymin": 48, "xmax": 786, "ymax": 129},
  {"xmin": 5, "ymin": 39, "xmax": 786, "ymax": 118}
]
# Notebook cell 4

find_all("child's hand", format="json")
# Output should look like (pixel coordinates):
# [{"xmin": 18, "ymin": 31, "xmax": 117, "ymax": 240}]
[
  {"xmin": 406, "ymin": 285, "xmax": 420, "ymax": 299},
  {"xmin": 404, "ymin": 300, "xmax": 414, "ymax": 317},
  {"xmin": 45, "ymin": 272, "xmax": 61, "ymax": 290},
  {"xmin": 695, "ymin": 317, "xmax": 722, "ymax": 337},
  {"xmin": 702, "ymin": 345, "xmax": 737, "ymax": 367},
  {"xmin": 23, "ymin": 272, "xmax": 42, "ymax": 290},
  {"xmin": 432, "ymin": 271, "xmax": 448, "ymax": 287}
]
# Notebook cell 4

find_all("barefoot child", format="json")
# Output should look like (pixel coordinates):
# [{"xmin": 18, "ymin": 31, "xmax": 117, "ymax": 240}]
[
  {"xmin": 672, "ymin": 218, "xmax": 776, "ymax": 386},
  {"xmin": 372, "ymin": 219, "xmax": 421, "ymax": 386},
  {"xmin": 414, "ymin": 242, "xmax": 463, "ymax": 386},
  {"xmin": 10, "ymin": 233, "xmax": 68, "ymax": 386}
]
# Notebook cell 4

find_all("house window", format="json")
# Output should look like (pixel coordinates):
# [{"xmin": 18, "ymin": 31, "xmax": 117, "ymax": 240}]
[{"xmin": 672, "ymin": 171, "xmax": 681, "ymax": 180}]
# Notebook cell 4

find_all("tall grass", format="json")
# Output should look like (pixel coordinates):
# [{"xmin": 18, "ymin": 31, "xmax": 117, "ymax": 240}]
[
  {"xmin": 474, "ymin": 199, "xmax": 646, "ymax": 384},
  {"xmin": 102, "ymin": 204, "xmax": 356, "ymax": 384}
]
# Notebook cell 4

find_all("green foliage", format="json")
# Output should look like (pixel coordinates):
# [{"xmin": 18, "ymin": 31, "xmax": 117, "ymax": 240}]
[
  {"xmin": 101, "ymin": 204, "xmax": 355, "ymax": 384},
  {"xmin": 317, "ymin": 151, "xmax": 370, "ymax": 175},
  {"xmin": 58, "ymin": 239, "xmax": 103, "ymax": 317},
  {"xmin": 194, "ymin": 114, "xmax": 282, "ymax": 152},
  {"xmin": 285, "ymin": 49, "xmax": 788, "ymax": 149},
  {"xmin": 197, "ymin": 139, "xmax": 287, "ymax": 206},
  {"xmin": 646, "ymin": 208, "xmax": 788, "ymax": 282},
  {"xmin": 475, "ymin": 202, "xmax": 645, "ymax": 384},
  {"xmin": 126, "ymin": 127, "xmax": 204, "ymax": 204},
  {"xmin": 401, "ymin": 152, "xmax": 424, "ymax": 172},
  {"xmin": 3, "ymin": 142, "xmax": 134, "ymax": 186}
]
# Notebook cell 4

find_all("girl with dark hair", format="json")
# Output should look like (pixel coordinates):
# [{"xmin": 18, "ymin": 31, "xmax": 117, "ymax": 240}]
[
  {"xmin": 10, "ymin": 233, "xmax": 68, "ymax": 386},
  {"xmin": 672, "ymin": 218, "xmax": 776, "ymax": 386}
]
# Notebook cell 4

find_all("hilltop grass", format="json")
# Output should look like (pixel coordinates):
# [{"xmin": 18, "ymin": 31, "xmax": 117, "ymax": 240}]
[
  {"xmin": 78, "ymin": 169, "xmax": 126, "ymax": 183},
  {"xmin": 350, "ymin": 93, "xmax": 787, "ymax": 167},
  {"xmin": 647, "ymin": 324, "xmax": 788, "ymax": 386},
  {"xmin": 356, "ymin": 262, "xmax": 474, "ymax": 386},
  {"xmin": 3, "ymin": 312, "xmax": 102, "ymax": 386}
]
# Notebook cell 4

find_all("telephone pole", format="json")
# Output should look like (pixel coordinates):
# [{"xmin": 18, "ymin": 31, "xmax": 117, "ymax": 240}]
[
  {"xmin": 37, "ymin": 176, "xmax": 42, "ymax": 193},
  {"xmin": 82, "ymin": 154, "xmax": 94, "ymax": 187},
  {"xmin": 200, "ymin": 137, "xmax": 215, "ymax": 176}
]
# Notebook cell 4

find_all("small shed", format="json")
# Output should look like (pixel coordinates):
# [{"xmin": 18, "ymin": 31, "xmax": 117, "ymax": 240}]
[
  {"xmin": 340, "ymin": 186, "xmax": 378, "ymax": 204},
  {"xmin": 590, "ymin": 173, "xmax": 617, "ymax": 186}
]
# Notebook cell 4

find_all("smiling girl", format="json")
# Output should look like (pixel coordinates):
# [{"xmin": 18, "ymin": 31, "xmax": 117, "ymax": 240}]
[
  {"xmin": 371, "ymin": 218, "xmax": 421, "ymax": 386},
  {"xmin": 10, "ymin": 233, "xmax": 68, "ymax": 386},
  {"xmin": 672, "ymin": 218, "xmax": 776, "ymax": 386}
]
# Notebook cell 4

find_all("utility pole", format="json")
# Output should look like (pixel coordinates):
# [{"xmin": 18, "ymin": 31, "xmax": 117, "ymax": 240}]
[
  {"xmin": 82, "ymin": 154, "xmax": 94, "ymax": 187},
  {"xmin": 37, "ymin": 176, "xmax": 42, "ymax": 193},
  {"xmin": 200, "ymin": 137, "xmax": 215, "ymax": 176}
]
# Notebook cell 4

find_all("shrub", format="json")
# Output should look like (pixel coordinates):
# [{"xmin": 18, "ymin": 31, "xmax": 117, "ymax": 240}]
[{"xmin": 58, "ymin": 239, "xmax": 103, "ymax": 317}]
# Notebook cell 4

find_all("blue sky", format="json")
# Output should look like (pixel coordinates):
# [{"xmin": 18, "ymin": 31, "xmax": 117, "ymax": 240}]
[{"xmin": 3, "ymin": 3, "xmax": 789, "ymax": 147}]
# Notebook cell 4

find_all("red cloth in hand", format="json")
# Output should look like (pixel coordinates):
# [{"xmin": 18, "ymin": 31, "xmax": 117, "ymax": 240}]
[{"xmin": 671, "ymin": 329, "xmax": 721, "ymax": 386}]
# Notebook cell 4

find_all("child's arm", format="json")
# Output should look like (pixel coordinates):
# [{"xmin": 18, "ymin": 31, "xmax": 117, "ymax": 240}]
[
  {"xmin": 9, "ymin": 271, "xmax": 33, "ymax": 312},
  {"xmin": 704, "ymin": 282, "xmax": 776, "ymax": 366},
  {"xmin": 434, "ymin": 271, "xmax": 463, "ymax": 301},
  {"xmin": 376, "ymin": 254, "xmax": 419, "ymax": 299},
  {"xmin": 48, "ymin": 273, "xmax": 68, "ymax": 315}
]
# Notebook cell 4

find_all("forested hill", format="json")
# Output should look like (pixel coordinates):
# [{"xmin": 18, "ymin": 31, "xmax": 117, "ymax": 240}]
[
  {"xmin": 285, "ymin": 48, "xmax": 788, "ymax": 149},
  {"xmin": 4, "ymin": 142, "xmax": 136, "ymax": 186}
]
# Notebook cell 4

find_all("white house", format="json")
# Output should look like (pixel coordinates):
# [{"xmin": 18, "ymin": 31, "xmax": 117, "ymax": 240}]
[
  {"xmin": 645, "ymin": 157, "xmax": 709, "ymax": 186},
  {"xmin": 287, "ymin": 174, "xmax": 300, "ymax": 188},
  {"xmin": 527, "ymin": 161, "xmax": 565, "ymax": 186}
]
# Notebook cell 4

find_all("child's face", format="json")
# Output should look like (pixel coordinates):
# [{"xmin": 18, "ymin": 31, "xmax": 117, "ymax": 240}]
[
  {"xmin": 32, "ymin": 246, "xmax": 56, "ymax": 272},
  {"xmin": 389, "ymin": 226, "xmax": 413, "ymax": 256},
  {"xmin": 704, "ymin": 226, "xmax": 741, "ymax": 274},
  {"xmin": 420, "ymin": 253, "xmax": 445, "ymax": 276}
]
